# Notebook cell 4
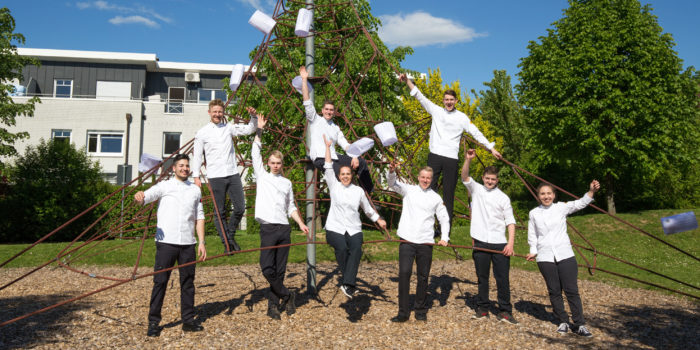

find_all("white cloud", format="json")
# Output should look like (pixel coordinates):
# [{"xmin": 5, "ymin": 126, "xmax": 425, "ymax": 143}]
[
  {"xmin": 378, "ymin": 11, "xmax": 487, "ymax": 47},
  {"xmin": 235, "ymin": 0, "xmax": 276, "ymax": 12},
  {"xmin": 108, "ymin": 15, "xmax": 159, "ymax": 28}
]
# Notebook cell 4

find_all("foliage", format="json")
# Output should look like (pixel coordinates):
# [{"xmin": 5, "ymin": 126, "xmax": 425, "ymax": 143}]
[
  {"xmin": 0, "ymin": 139, "xmax": 112, "ymax": 242},
  {"xmin": 0, "ymin": 7, "xmax": 40, "ymax": 168},
  {"xmin": 517, "ymin": 0, "xmax": 700, "ymax": 212}
]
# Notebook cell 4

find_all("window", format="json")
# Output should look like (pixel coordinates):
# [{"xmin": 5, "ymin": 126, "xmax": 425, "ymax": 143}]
[
  {"xmin": 163, "ymin": 132, "xmax": 181, "ymax": 155},
  {"xmin": 96, "ymin": 81, "xmax": 132, "ymax": 100},
  {"xmin": 54, "ymin": 79, "xmax": 73, "ymax": 98},
  {"xmin": 198, "ymin": 88, "xmax": 227, "ymax": 103},
  {"xmin": 51, "ymin": 129, "xmax": 71, "ymax": 144},
  {"xmin": 87, "ymin": 131, "xmax": 124, "ymax": 156},
  {"xmin": 167, "ymin": 87, "xmax": 185, "ymax": 113}
]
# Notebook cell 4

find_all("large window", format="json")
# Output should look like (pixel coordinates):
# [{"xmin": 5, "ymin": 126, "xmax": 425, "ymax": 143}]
[
  {"xmin": 167, "ymin": 87, "xmax": 185, "ymax": 113},
  {"xmin": 87, "ymin": 131, "xmax": 124, "ymax": 156},
  {"xmin": 198, "ymin": 88, "xmax": 227, "ymax": 103},
  {"xmin": 51, "ymin": 129, "xmax": 71, "ymax": 144},
  {"xmin": 163, "ymin": 132, "xmax": 181, "ymax": 156},
  {"xmin": 54, "ymin": 79, "xmax": 73, "ymax": 98}
]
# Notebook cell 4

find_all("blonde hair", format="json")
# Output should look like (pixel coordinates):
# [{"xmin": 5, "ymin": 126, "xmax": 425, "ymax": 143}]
[
  {"xmin": 269, "ymin": 150, "xmax": 284, "ymax": 162},
  {"xmin": 208, "ymin": 99, "xmax": 225, "ymax": 110},
  {"xmin": 419, "ymin": 166, "xmax": 433, "ymax": 175}
]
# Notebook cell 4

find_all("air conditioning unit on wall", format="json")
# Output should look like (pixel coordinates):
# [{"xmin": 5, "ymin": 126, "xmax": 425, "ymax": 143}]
[{"xmin": 185, "ymin": 72, "xmax": 200, "ymax": 83}]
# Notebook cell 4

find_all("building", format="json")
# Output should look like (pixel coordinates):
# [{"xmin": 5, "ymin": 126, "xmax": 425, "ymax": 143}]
[{"xmin": 8, "ymin": 48, "xmax": 249, "ymax": 184}]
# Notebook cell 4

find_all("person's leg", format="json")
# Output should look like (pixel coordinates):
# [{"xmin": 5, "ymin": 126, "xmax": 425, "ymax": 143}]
[
  {"xmin": 426, "ymin": 152, "xmax": 443, "ymax": 192},
  {"xmin": 354, "ymin": 157, "xmax": 374, "ymax": 193},
  {"xmin": 208, "ymin": 177, "xmax": 230, "ymax": 249},
  {"xmin": 491, "ymin": 243, "xmax": 512, "ymax": 314},
  {"xmin": 558, "ymin": 257, "xmax": 585, "ymax": 327},
  {"xmin": 343, "ymin": 232, "xmax": 364, "ymax": 287},
  {"xmin": 414, "ymin": 244, "xmax": 433, "ymax": 316},
  {"xmin": 226, "ymin": 174, "xmax": 245, "ymax": 250},
  {"xmin": 312, "ymin": 157, "xmax": 326, "ymax": 172},
  {"xmin": 441, "ymin": 156, "xmax": 459, "ymax": 235},
  {"xmin": 178, "ymin": 244, "xmax": 197, "ymax": 324},
  {"xmin": 397, "ymin": 242, "xmax": 415, "ymax": 318},
  {"xmin": 325, "ymin": 230, "xmax": 349, "ymax": 283},
  {"xmin": 259, "ymin": 224, "xmax": 281, "ymax": 304},
  {"xmin": 149, "ymin": 243, "xmax": 177, "ymax": 324},
  {"xmin": 472, "ymin": 239, "xmax": 493, "ymax": 313},
  {"xmin": 275, "ymin": 225, "xmax": 292, "ymax": 300},
  {"xmin": 537, "ymin": 261, "xmax": 569, "ymax": 325}
]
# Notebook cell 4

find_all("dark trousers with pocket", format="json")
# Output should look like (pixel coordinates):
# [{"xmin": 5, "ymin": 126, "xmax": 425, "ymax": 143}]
[
  {"xmin": 326, "ymin": 230, "xmax": 364, "ymax": 287},
  {"xmin": 209, "ymin": 174, "xmax": 245, "ymax": 248},
  {"xmin": 149, "ymin": 242, "xmax": 196, "ymax": 324},
  {"xmin": 537, "ymin": 256, "xmax": 585, "ymax": 326},
  {"xmin": 472, "ymin": 239, "xmax": 512, "ymax": 313},
  {"xmin": 313, "ymin": 155, "xmax": 374, "ymax": 193},
  {"xmin": 398, "ymin": 242, "xmax": 433, "ymax": 318},
  {"xmin": 427, "ymin": 152, "xmax": 458, "ymax": 235},
  {"xmin": 259, "ymin": 224, "xmax": 292, "ymax": 304}
]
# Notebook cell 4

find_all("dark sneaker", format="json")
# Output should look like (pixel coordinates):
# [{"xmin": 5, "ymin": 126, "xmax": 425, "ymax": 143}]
[
  {"xmin": 182, "ymin": 322, "xmax": 204, "ymax": 332},
  {"xmin": 557, "ymin": 322, "xmax": 570, "ymax": 335},
  {"xmin": 390, "ymin": 315, "xmax": 409, "ymax": 323},
  {"xmin": 280, "ymin": 291, "xmax": 296, "ymax": 316},
  {"xmin": 471, "ymin": 309, "xmax": 489, "ymax": 319},
  {"xmin": 415, "ymin": 313, "xmax": 427, "ymax": 322},
  {"xmin": 146, "ymin": 322, "xmax": 161, "ymax": 337},
  {"xmin": 496, "ymin": 312, "xmax": 519, "ymax": 325},
  {"xmin": 267, "ymin": 302, "xmax": 281, "ymax": 320},
  {"xmin": 574, "ymin": 325, "xmax": 593, "ymax": 338}
]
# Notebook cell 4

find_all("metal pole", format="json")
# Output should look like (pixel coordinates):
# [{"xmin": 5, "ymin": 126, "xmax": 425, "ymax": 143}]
[
  {"xmin": 120, "ymin": 113, "xmax": 133, "ymax": 239},
  {"xmin": 304, "ymin": 0, "xmax": 317, "ymax": 295}
]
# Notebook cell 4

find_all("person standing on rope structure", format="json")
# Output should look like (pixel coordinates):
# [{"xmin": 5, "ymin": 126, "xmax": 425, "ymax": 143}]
[
  {"xmin": 251, "ymin": 111, "xmax": 309, "ymax": 320},
  {"xmin": 387, "ymin": 163, "xmax": 449, "ymax": 322},
  {"xmin": 134, "ymin": 154, "xmax": 207, "ymax": 337},
  {"xmin": 299, "ymin": 66, "xmax": 374, "ymax": 193},
  {"xmin": 322, "ymin": 134, "xmax": 387, "ymax": 298},
  {"xmin": 399, "ymin": 73, "xmax": 502, "ymax": 237},
  {"xmin": 526, "ymin": 180, "xmax": 600, "ymax": 337},
  {"xmin": 191, "ymin": 99, "xmax": 257, "ymax": 253},
  {"xmin": 461, "ymin": 148, "xmax": 517, "ymax": 323}
]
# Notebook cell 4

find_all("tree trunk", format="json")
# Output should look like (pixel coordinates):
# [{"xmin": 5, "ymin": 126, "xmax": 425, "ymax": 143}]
[{"xmin": 605, "ymin": 174, "xmax": 616, "ymax": 215}]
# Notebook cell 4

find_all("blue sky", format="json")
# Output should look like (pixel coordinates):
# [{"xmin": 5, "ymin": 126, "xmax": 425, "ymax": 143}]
[{"xmin": 5, "ymin": 0, "xmax": 699, "ymax": 96}]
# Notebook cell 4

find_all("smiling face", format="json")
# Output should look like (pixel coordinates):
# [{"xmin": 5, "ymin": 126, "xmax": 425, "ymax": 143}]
[
  {"xmin": 537, "ymin": 185, "xmax": 556, "ymax": 206},
  {"xmin": 268, "ymin": 154, "xmax": 283, "ymax": 175},
  {"xmin": 172, "ymin": 158, "xmax": 191, "ymax": 181},
  {"xmin": 321, "ymin": 102, "xmax": 335, "ymax": 121},
  {"xmin": 418, "ymin": 168, "xmax": 433, "ymax": 190},
  {"xmin": 482, "ymin": 173, "xmax": 499, "ymax": 190},
  {"xmin": 338, "ymin": 165, "xmax": 352, "ymax": 186},
  {"xmin": 442, "ymin": 93, "xmax": 456, "ymax": 112},
  {"xmin": 208, "ymin": 105, "xmax": 225, "ymax": 124}
]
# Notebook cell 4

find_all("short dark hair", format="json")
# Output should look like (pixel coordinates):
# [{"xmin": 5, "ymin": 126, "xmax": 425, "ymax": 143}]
[
  {"xmin": 483, "ymin": 166, "xmax": 499, "ymax": 176},
  {"xmin": 444, "ymin": 89, "xmax": 457, "ymax": 99},
  {"xmin": 322, "ymin": 100, "xmax": 335, "ymax": 109},
  {"xmin": 536, "ymin": 182, "xmax": 556, "ymax": 199},
  {"xmin": 173, "ymin": 154, "xmax": 189, "ymax": 163}
]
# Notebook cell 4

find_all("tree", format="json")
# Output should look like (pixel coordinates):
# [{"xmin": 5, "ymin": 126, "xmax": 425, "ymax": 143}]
[
  {"xmin": 0, "ymin": 139, "xmax": 111, "ymax": 242},
  {"xmin": 0, "ymin": 7, "xmax": 40, "ymax": 168},
  {"xmin": 517, "ymin": 0, "xmax": 700, "ymax": 213}
]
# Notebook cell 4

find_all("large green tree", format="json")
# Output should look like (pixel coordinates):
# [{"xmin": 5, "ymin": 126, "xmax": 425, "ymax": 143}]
[
  {"xmin": 517, "ymin": 0, "xmax": 700, "ymax": 213},
  {"xmin": 0, "ymin": 7, "xmax": 39, "ymax": 168}
]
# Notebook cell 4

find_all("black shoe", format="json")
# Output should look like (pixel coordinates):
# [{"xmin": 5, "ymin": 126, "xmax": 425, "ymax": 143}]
[
  {"xmin": 267, "ymin": 302, "xmax": 281, "ymax": 320},
  {"xmin": 340, "ymin": 285, "xmax": 357, "ymax": 298},
  {"xmin": 146, "ymin": 322, "xmax": 161, "ymax": 337},
  {"xmin": 182, "ymin": 322, "xmax": 203, "ymax": 332},
  {"xmin": 415, "ymin": 313, "xmax": 427, "ymax": 322},
  {"xmin": 390, "ymin": 315, "xmax": 409, "ymax": 323},
  {"xmin": 471, "ymin": 309, "xmax": 489, "ymax": 319},
  {"xmin": 280, "ymin": 291, "xmax": 296, "ymax": 316},
  {"xmin": 496, "ymin": 311, "xmax": 519, "ymax": 325}
]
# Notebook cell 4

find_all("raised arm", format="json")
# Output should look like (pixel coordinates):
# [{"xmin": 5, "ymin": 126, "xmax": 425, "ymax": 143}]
[
  {"xmin": 251, "ymin": 114, "xmax": 268, "ymax": 177},
  {"xmin": 461, "ymin": 148, "xmax": 476, "ymax": 182},
  {"xmin": 464, "ymin": 121, "xmax": 501, "ymax": 159},
  {"xmin": 322, "ymin": 135, "xmax": 337, "ymax": 189},
  {"xmin": 400, "ymin": 73, "xmax": 440, "ymax": 116},
  {"xmin": 387, "ymin": 162, "xmax": 407, "ymax": 196},
  {"xmin": 230, "ymin": 106, "xmax": 258, "ymax": 136},
  {"xmin": 564, "ymin": 180, "xmax": 600, "ymax": 215},
  {"xmin": 299, "ymin": 66, "xmax": 318, "ymax": 123}
]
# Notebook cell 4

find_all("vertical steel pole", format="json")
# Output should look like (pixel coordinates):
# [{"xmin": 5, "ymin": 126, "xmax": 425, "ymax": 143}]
[{"xmin": 304, "ymin": 0, "xmax": 317, "ymax": 295}]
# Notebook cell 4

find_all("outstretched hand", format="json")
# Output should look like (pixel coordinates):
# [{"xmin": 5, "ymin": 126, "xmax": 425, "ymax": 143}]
[
  {"xmin": 388, "ymin": 161, "xmax": 400, "ymax": 173},
  {"xmin": 257, "ymin": 114, "xmax": 267, "ymax": 130},
  {"xmin": 465, "ymin": 148, "xmax": 476, "ymax": 160},
  {"xmin": 323, "ymin": 134, "xmax": 332, "ymax": 148},
  {"xmin": 246, "ymin": 106, "xmax": 257, "ymax": 116},
  {"xmin": 589, "ymin": 180, "xmax": 600, "ymax": 193},
  {"xmin": 299, "ymin": 66, "xmax": 309, "ymax": 79},
  {"xmin": 491, "ymin": 148, "xmax": 502, "ymax": 160},
  {"xmin": 399, "ymin": 73, "xmax": 407, "ymax": 83}
]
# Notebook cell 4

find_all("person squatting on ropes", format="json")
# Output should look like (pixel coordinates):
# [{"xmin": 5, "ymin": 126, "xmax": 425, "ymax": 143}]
[
  {"xmin": 251, "ymin": 111, "xmax": 310, "ymax": 320},
  {"xmin": 300, "ymin": 66, "xmax": 374, "ymax": 194},
  {"xmin": 462, "ymin": 148, "xmax": 518, "ymax": 324},
  {"xmin": 526, "ymin": 180, "xmax": 601, "ymax": 337},
  {"xmin": 191, "ymin": 99, "xmax": 257, "ymax": 253},
  {"xmin": 387, "ymin": 162, "xmax": 450, "ymax": 323},
  {"xmin": 134, "ymin": 154, "xmax": 207, "ymax": 337},
  {"xmin": 321, "ymin": 134, "xmax": 387, "ymax": 298},
  {"xmin": 399, "ymin": 73, "xmax": 501, "ymax": 237}
]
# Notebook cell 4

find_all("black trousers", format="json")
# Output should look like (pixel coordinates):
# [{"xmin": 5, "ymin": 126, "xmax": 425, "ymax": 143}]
[
  {"xmin": 209, "ymin": 174, "xmax": 246, "ymax": 248},
  {"xmin": 427, "ymin": 152, "xmax": 458, "ymax": 234},
  {"xmin": 537, "ymin": 256, "xmax": 585, "ymax": 326},
  {"xmin": 313, "ymin": 155, "xmax": 374, "ymax": 193},
  {"xmin": 326, "ymin": 230, "xmax": 364, "ymax": 287},
  {"xmin": 259, "ymin": 224, "xmax": 291, "ymax": 304},
  {"xmin": 149, "ymin": 242, "xmax": 196, "ymax": 324},
  {"xmin": 398, "ymin": 242, "xmax": 433, "ymax": 317},
  {"xmin": 472, "ymin": 239, "xmax": 512, "ymax": 313}
]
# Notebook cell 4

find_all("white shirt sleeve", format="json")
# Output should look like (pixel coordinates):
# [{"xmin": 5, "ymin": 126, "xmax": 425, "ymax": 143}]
[
  {"xmin": 286, "ymin": 182, "xmax": 297, "ymax": 217},
  {"xmin": 252, "ymin": 140, "xmax": 264, "ymax": 177},
  {"xmin": 336, "ymin": 128, "xmax": 350, "ymax": 153},
  {"xmin": 564, "ymin": 194, "xmax": 594, "ymax": 215},
  {"xmin": 410, "ymin": 86, "xmax": 440, "ymax": 116},
  {"xmin": 323, "ymin": 162, "xmax": 337, "ymax": 190},
  {"xmin": 387, "ymin": 171, "xmax": 407, "ymax": 196},
  {"xmin": 503, "ymin": 197, "xmax": 516, "ymax": 226},
  {"xmin": 230, "ymin": 116, "xmax": 257, "ymax": 137},
  {"xmin": 196, "ymin": 200, "xmax": 205, "ymax": 220},
  {"xmin": 527, "ymin": 211, "xmax": 538, "ymax": 255},
  {"xmin": 304, "ymin": 100, "xmax": 317, "ymax": 122},
  {"xmin": 191, "ymin": 134, "xmax": 204, "ymax": 177},
  {"xmin": 462, "ymin": 177, "xmax": 477, "ymax": 194},
  {"xmin": 359, "ymin": 193, "xmax": 380, "ymax": 222},
  {"xmin": 464, "ymin": 121, "xmax": 495, "ymax": 150},
  {"xmin": 142, "ymin": 182, "xmax": 164, "ymax": 205},
  {"xmin": 436, "ymin": 202, "xmax": 450, "ymax": 241}
]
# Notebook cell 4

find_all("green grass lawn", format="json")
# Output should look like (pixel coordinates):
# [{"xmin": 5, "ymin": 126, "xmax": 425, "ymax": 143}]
[{"xmin": 1, "ymin": 209, "xmax": 698, "ymax": 299}]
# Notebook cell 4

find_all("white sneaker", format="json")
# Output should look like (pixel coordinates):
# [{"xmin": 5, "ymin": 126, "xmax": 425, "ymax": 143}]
[
  {"xmin": 557, "ymin": 323, "xmax": 569, "ymax": 335},
  {"xmin": 575, "ymin": 325, "xmax": 593, "ymax": 338}
]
